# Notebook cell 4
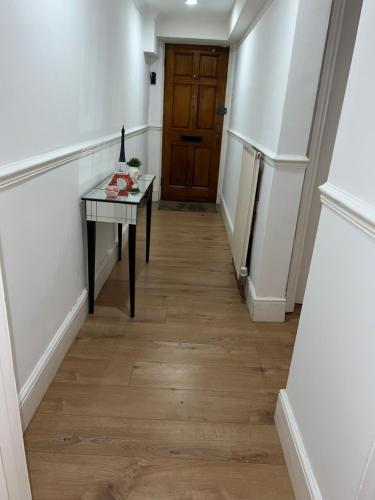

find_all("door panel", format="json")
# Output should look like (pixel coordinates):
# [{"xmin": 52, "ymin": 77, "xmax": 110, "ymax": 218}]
[
  {"xmin": 193, "ymin": 147, "xmax": 211, "ymax": 188},
  {"xmin": 172, "ymin": 85, "xmax": 193, "ymax": 128},
  {"xmin": 170, "ymin": 146, "xmax": 189, "ymax": 187},
  {"xmin": 197, "ymin": 86, "xmax": 216, "ymax": 130},
  {"xmin": 162, "ymin": 44, "xmax": 229, "ymax": 202},
  {"xmin": 174, "ymin": 52, "xmax": 194, "ymax": 76},
  {"xmin": 199, "ymin": 54, "xmax": 218, "ymax": 78}
]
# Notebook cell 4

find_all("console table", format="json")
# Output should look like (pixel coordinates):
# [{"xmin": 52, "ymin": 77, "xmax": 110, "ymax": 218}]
[{"xmin": 82, "ymin": 174, "xmax": 155, "ymax": 318}]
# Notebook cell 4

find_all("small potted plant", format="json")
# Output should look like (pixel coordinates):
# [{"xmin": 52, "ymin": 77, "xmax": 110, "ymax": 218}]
[{"xmin": 127, "ymin": 157, "xmax": 141, "ymax": 186}]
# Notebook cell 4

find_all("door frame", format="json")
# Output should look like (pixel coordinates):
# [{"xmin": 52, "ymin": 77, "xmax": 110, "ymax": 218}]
[
  {"xmin": 161, "ymin": 43, "xmax": 229, "ymax": 203},
  {"xmin": 285, "ymin": 0, "xmax": 348, "ymax": 312},
  {"xmin": 0, "ymin": 255, "xmax": 32, "ymax": 499}
]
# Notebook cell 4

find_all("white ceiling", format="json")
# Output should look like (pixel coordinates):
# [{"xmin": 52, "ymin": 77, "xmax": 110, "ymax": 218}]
[{"xmin": 140, "ymin": 0, "xmax": 235, "ymax": 20}]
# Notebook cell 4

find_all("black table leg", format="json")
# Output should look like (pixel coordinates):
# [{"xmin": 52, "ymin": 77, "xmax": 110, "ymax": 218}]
[
  {"xmin": 87, "ymin": 221, "xmax": 96, "ymax": 314},
  {"xmin": 128, "ymin": 224, "xmax": 136, "ymax": 318},
  {"xmin": 118, "ymin": 223, "xmax": 122, "ymax": 261},
  {"xmin": 146, "ymin": 189, "xmax": 153, "ymax": 263}
]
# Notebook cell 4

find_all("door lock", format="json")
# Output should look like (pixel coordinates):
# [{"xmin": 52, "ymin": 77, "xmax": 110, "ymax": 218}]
[{"xmin": 216, "ymin": 107, "xmax": 227, "ymax": 116}]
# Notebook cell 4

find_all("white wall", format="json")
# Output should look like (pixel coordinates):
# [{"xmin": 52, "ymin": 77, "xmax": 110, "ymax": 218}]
[
  {"xmin": 295, "ymin": 0, "xmax": 363, "ymax": 303},
  {"xmin": 143, "ymin": 11, "xmax": 158, "ymax": 54},
  {"xmin": 221, "ymin": 135, "xmax": 243, "ymax": 227},
  {"xmin": 222, "ymin": 0, "xmax": 331, "ymax": 228},
  {"xmin": 222, "ymin": 0, "xmax": 298, "ymax": 228},
  {"xmin": 148, "ymin": 44, "xmax": 165, "ymax": 129},
  {"xmin": 154, "ymin": 0, "xmax": 270, "ymax": 45},
  {"xmin": 229, "ymin": 0, "xmax": 299, "ymax": 154},
  {"xmin": 146, "ymin": 42, "xmax": 165, "ymax": 198},
  {"xmin": 220, "ymin": 0, "xmax": 331, "ymax": 321},
  {"xmin": 229, "ymin": 0, "xmax": 247, "ymax": 33},
  {"xmin": 0, "ymin": 0, "xmax": 149, "ymax": 165},
  {"xmin": 156, "ymin": 14, "xmax": 228, "ymax": 43},
  {"xmin": 0, "ymin": 0, "xmax": 150, "ymax": 411},
  {"xmin": 283, "ymin": 1, "xmax": 375, "ymax": 498},
  {"xmin": 277, "ymin": 0, "xmax": 331, "ymax": 155},
  {"xmin": 228, "ymin": 0, "xmax": 268, "ymax": 41},
  {"xmin": 216, "ymin": 46, "xmax": 237, "ymax": 205}
]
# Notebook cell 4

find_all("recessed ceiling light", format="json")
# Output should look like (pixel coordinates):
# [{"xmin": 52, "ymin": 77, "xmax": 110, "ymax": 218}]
[{"xmin": 185, "ymin": 0, "xmax": 198, "ymax": 5}]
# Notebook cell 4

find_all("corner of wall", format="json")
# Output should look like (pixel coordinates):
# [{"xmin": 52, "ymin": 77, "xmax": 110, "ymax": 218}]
[
  {"xmin": 276, "ymin": 0, "xmax": 332, "ymax": 156},
  {"xmin": 245, "ymin": 277, "xmax": 286, "ymax": 322}
]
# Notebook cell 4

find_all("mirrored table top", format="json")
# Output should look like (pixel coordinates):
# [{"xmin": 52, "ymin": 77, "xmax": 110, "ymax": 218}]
[{"xmin": 82, "ymin": 174, "xmax": 155, "ymax": 205}]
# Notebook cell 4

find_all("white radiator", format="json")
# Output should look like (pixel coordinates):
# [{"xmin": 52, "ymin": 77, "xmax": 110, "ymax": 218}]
[{"xmin": 231, "ymin": 145, "xmax": 260, "ymax": 279}]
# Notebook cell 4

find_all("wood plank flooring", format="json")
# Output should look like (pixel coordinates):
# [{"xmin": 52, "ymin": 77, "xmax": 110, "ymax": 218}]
[{"xmin": 24, "ymin": 205, "xmax": 299, "ymax": 499}]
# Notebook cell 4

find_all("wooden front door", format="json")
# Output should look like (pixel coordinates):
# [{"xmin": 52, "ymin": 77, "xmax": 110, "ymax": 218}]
[{"xmin": 161, "ymin": 44, "xmax": 229, "ymax": 203}]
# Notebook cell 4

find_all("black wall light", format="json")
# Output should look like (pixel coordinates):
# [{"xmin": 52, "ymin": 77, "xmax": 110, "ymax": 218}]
[{"xmin": 150, "ymin": 72, "xmax": 156, "ymax": 85}]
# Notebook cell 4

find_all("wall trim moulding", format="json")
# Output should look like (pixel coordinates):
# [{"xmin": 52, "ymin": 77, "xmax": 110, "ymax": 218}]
[
  {"xmin": 275, "ymin": 390, "xmax": 323, "ymax": 500},
  {"xmin": 148, "ymin": 124, "xmax": 163, "ymax": 131},
  {"xmin": 0, "ymin": 125, "xmax": 149, "ymax": 190},
  {"xmin": 245, "ymin": 278, "xmax": 286, "ymax": 322},
  {"xmin": 227, "ymin": 128, "xmax": 309, "ymax": 168},
  {"xmin": 320, "ymin": 182, "xmax": 375, "ymax": 238},
  {"xmin": 18, "ymin": 289, "xmax": 88, "ymax": 430}
]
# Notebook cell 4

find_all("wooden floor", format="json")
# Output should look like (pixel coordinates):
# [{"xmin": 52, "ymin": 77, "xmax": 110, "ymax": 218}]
[{"xmin": 24, "ymin": 205, "xmax": 298, "ymax": 500}]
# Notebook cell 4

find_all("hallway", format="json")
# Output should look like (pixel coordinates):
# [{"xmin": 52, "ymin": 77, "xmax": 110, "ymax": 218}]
[{"xmin": 24, "ymin": 206, "xmax": 298, "ymax": 499}]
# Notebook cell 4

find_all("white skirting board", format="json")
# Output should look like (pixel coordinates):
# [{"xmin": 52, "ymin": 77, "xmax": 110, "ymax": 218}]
[
  {"xmin": 245, "ymin": 278, "xmax": 286, "ymax": 322},
  {"xmin": 275, "ymin": 390, "xmax": 322, "ymax": 500},
  {"xmin": 18, "ymin": 289, "xmax": 88, "ymax": 430}
]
